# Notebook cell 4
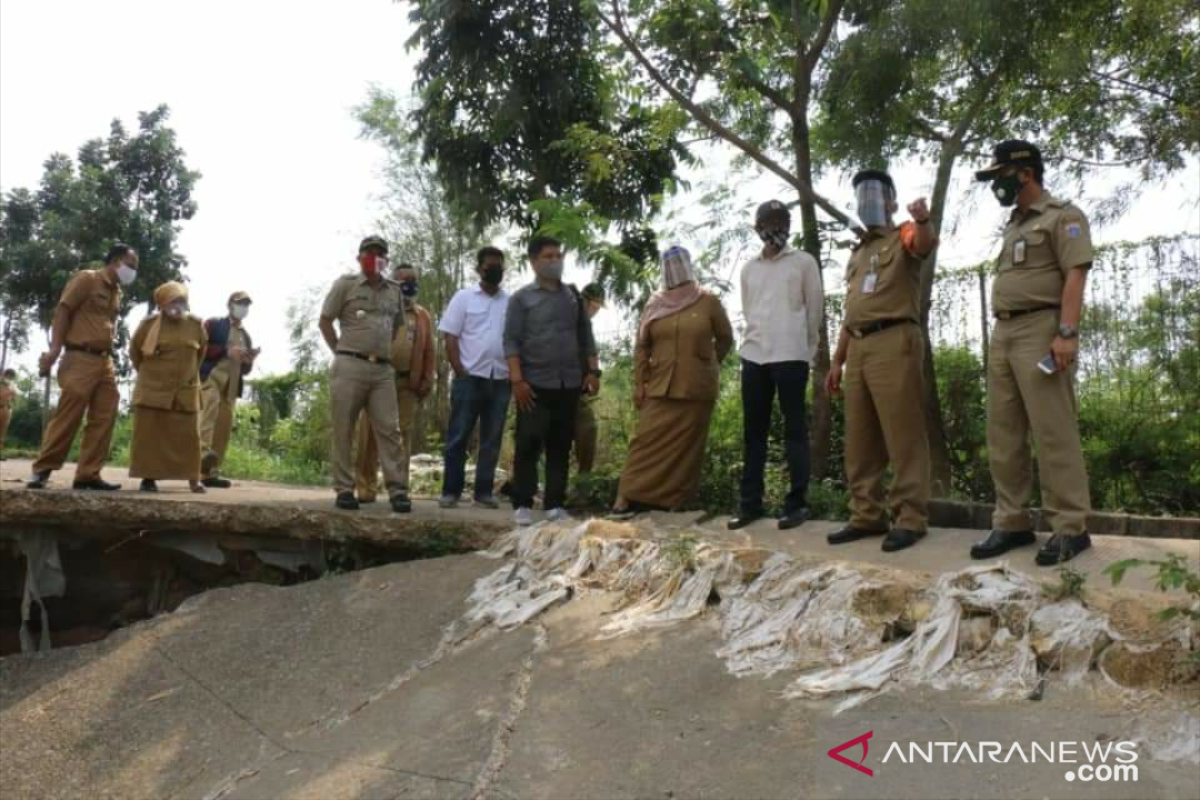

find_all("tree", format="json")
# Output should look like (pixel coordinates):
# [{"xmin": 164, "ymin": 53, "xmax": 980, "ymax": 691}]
[
  {"xmin": 354, "ymin": 87, "xmax": 497, "ymax": 442},
  {"xmin": 0, "ymin": 105, "xmax": 200, "ymax": 418},
  {"xmin": 406, "ymin": 0, "xmax": 860, "ymax": 478},
  {"xmin": 813, "ymin": 0, "xmax": 1199, "ymax": 491}
]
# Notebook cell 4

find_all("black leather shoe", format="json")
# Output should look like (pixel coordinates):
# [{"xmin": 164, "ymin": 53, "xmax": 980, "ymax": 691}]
[
  {"xmin": 74, "ymin": 478, "xmax": 121, "ymax": 491},
  {"xmin": 139, "ymin": 479, "xmax": 159, "ymax": 493},
  {"xmin": 1035, "ymin": 532, "xmax": 1092, "ymax": 566},
  {"xmin": 778, "ymin": 507, "xmax": 811, "ymax": 530},
  {"xmin": 970, "ymin": 529, "xmax": 1036, "ymax": 559},
  {"xmin": 26, "ymin": 471, "xmax": 51, "ymax": 489},
  {"xmin": 201, "ymin": 477, "xmax": 232, "ymax": 489},
  {"xmin": 827, "ymin": 525, "xmax": 887, "ymax": 545},
  {"xmin": 881, "ymin": 528, "xmax": 926, "ymax": 552},
  {"xmin": 390, "ymin": 495, "xmax": 413, "ymax": 513},
  {"xmin": 727, "ymin": 510, "xmax": 765, "ymax": 530},
  {"xmin": 200, "ymin": 450, "xmax": 220, "ymax": 475},
  {"xmin": 74, "ymin": 479, "xmax": 121, "ymax": 491},
  {"xmin": 336, "ymin": 492, "xmax": 360, "ymax": 511}
]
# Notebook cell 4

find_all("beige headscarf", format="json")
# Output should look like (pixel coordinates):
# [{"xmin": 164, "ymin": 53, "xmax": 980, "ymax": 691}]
[{"xmin": 141, "ymin": 281, "xmax": 189, "ymax": 357}]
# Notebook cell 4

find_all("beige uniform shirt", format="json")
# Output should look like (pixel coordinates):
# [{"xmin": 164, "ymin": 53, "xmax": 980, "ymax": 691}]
[
  {"xmin": 321, "ymin": 274, "xmax": 405, "ymax": 361},
  {"xmin": 59, "ymin": 269, "xmax": 121, "ymax": 350},
  {"xmin": 843, "ymin": 222, "xmax": 931, "ymax": 330},
  {"xmin": 991, "ymin": 193, "xmax": 1094, "ymax": 313}
]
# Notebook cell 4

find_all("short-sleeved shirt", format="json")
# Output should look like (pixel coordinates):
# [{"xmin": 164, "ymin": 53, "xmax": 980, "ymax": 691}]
[
  {"xmin": 843, "ymin": 222, "xmax": 934, "ymax": 330},
  {"xmin": 503, "ymin": 282, "xmax": 598, "ymax": 389},
  {"xmin": 321, "ymin": 274, "xmax": 404, "ymax": 360},
  {"xmin": 439, "ymin": 285, "xmax": 510, "ymax": 379},
  {"xmin": 990, "ymin": 193, "xmax": 1094, "ymax": 314},
  {"xmin": 60, "ymin": 268, "xmax": 121, "ymax": 350}
]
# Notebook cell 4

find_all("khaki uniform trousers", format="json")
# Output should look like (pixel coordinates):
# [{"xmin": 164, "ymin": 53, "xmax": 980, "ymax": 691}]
[
  {"xmin": 330, "ymin": 354, "xmax": 406, "ymax": 497},
  {"xmin": 573, "ymin": 397, "xmax": 598, "ymax": 474},
  {"xmin": 0, "ymin": 407, "xmax": 11, "ymax": 452},
  {"xmin": 987, "ymin": 310, "xmax": 1090, "ymax": 536},
  {"xmin": 843, "ymin": 322, "xmax": 930, "ymax": 532},
  {"xmin": 32, "ymin": 351, "xmax": 120, "ymax": 481},
  {"xmin": 355, "ymin": 379, "xmax": 419, "ymax": 499},
  {"xmin": 199, "ymin": 361, "xmax": 238, "ymax": 478}
]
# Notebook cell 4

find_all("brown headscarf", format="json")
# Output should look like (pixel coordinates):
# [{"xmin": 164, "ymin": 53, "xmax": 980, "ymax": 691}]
[{"xmin": 141, "ymin": 281, "xmax": 189, "ymax": 357}]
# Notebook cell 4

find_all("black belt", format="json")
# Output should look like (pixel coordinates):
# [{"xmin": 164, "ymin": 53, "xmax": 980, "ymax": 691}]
[
  {"xmin": 994, "ymin": 305, "xmax": 1059, "ymax": 320},
  {"xmin": 336, "ymin": 350, "xmax": 387, "ymax": 364},
  {"xmin": 848, "ymin": 319, "xmax": 913, "ymax": 339},
  {"xmin": 64, "ymin": 343, "xmax": 112, "ymax": 358}
]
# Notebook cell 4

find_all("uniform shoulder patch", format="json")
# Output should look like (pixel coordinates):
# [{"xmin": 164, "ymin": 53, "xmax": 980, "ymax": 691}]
[{"xmin": 1065, "ymin": 221, "xmax": 1083, "ymax": 239}]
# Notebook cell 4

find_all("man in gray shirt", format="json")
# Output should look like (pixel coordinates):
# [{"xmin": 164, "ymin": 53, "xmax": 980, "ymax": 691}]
[{"xmin": 504, "ymin": 235, "xmax": 600, "ymax": 525}]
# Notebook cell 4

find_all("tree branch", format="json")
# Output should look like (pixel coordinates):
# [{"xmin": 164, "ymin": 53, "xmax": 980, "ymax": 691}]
[
  {"xmin": 803, "ymin": 0, "xmax": 845, "ymax": 74},
  {"xmin": 736, "ymin": 71, "xmax": 797, "ymax": 118},
  {"xmin": 600, "ymin": 1, "xmax": 853, "ymax": 227}
]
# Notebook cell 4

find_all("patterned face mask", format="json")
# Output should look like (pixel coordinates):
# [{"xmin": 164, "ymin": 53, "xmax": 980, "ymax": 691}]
[{"xmin": 757, "ymin": 227, "xmax": 789, "ymax": 250}]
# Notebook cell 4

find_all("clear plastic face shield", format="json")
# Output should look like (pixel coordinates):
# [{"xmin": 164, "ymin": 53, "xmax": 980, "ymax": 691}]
[
  {"xmin": 661, "ymin": 246, "xmax": 696, "ymax": 289},
  {"xmin": 855, "ymin": 179, "xmax": 895, "ymax": 228}
]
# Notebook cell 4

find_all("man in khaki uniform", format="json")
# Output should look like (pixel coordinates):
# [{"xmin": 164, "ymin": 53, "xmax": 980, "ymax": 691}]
[
  {"xmin": 572, "ymin": 283, "xmax": 606, "ymax": 479},
  {"xmin": 28, "ymin": 243, "xmax": 139, "ymax": 490},
  {"xmin": 0, "ymin": 368, "xmax": 17, "ymax": 459},
  {"xmin": 198, "ymin": 291, "xmax": 259, "ymax": 488},
  {"xmin": 969, "ymin": 140, "xmax": 1094, "ymax": 566},
  {"xmin": 826, "ymin": 170, "xmax": 938, "ymax": 552},
  {"xmin": 355, "ymin": 263, "xmax": 435, "ymax": 503},
  {"xmin": 319, "ymin": 236, "xmax": 411, "ymax": 513}
]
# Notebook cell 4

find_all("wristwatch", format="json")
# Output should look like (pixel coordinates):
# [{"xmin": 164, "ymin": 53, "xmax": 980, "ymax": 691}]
[{"xmin": 1057, "ymin": 324, "xmax": 1079, "ymax": 340}]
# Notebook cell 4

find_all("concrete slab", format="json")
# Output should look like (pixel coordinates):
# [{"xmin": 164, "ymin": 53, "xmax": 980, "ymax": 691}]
[{"xmin": 694, "ymin": 516, "xmax": 1200, "ymax": 596}]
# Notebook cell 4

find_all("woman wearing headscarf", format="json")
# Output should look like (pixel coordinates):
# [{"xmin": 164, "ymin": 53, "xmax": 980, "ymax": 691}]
[
  {"xmin": 129, "ymin": 281, "xmax": 208, "ymax": 493},
  {"xmin": 612, "ymin": 246, "xmax": 734, "ymax": 514}
]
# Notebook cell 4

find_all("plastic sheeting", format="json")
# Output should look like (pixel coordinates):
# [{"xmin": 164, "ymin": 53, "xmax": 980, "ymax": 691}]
[
  {"xmin": 462, "ymin": 519, "xmax": 1199, "ymax": 751},
  {"xmin": 18, "ymin": 531, "xmax": 67, "ymax": 653}
]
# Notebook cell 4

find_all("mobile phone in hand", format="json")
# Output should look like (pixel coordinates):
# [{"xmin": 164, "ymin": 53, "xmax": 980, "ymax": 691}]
[{"xmin": 1037, "ymin": 354, "xmax": 1057, "ymax": 375}]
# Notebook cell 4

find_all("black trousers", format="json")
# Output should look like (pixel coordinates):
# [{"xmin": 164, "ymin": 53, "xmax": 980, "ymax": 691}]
[
  {"xmin": 512, "ymin": 386, "xmax": 580, "ymax": 510},
  {"xmin": 739, "ymin": 358, "xmax": 811, "ymax": 515}
]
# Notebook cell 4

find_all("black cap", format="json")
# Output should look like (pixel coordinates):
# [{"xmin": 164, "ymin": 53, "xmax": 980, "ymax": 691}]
[
  {"xmin": 581, "ymin": 282, "xmax": 606, "ymax": 307},
  {"xmin": 755, "ymin": 200, "xmax": 790, "ymax": 223},
  {"xmin": 852, "ymin": 169, "xmax": 895, "ymax": 190},
  {"xmin": 974, "ymin": 140, "xmax": 1042, "ymax": 181},
  {"xmin": 359, "ymin": 235, "xmax": 389, "ymax": 254}
]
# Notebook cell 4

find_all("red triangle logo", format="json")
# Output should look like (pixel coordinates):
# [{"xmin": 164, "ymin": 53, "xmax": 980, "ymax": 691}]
[{"xmin": 827, "ymin": 731, "xmax": 874, "ymax": 776}]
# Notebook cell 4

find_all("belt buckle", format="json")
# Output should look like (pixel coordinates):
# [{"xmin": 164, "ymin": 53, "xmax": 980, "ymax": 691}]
[
  {"xmin": 997, "ymin": 311, "xmax": 1012, "ymax": 320},
  {"xmin": 850, "ymin": 329, "xmax": 864, "ymax": 339},
  {"xmin": 368, "ymin": 354, "xmax": 379, "ymax": 363}
]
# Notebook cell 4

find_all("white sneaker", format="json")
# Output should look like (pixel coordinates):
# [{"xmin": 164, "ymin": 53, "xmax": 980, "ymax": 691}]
[
  {"xmin": 546, "ymin": 507, "xmax": 572, "ymax": 523},
  {"xmin": 438, "ymin": 495, "xmax": 459, "ymax": 509},
  {"xmin": 514, "ymin": 507, "xmax": 534, "ymax": 527}
]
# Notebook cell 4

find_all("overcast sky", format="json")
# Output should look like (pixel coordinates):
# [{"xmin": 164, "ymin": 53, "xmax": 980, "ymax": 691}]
[{"xmin": 2, "ymin": 0, "xmax": 1197, "ymax": 376}]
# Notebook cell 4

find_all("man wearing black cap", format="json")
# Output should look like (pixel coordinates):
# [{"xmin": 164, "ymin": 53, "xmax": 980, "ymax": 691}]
[
  {"xmin": 729, "ymin": 200, "xmax": 824, "ymax": 531},
  {"xmin": 825, "ymin": 170, "xmax": 938, "ymax": 552},
  {"xmin": 198, "ymin": 291, "xmax": 259, "ymax": 487},
  {"xmin": 970, "ymin": 140, "xmax": 1094, "ymax": 566},
  {"xmin": 319, "ymin": 236, "xmax": 411, "ymax": 513}
]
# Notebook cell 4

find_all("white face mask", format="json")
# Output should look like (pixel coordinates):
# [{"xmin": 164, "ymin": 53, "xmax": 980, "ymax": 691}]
[
  {"xmin": 165, "ymin": 303, "xmax": 187, "ymax": 319},
  {"xmin": 117, "ymin": 263, "xmax": 137, "ymax": 285},
  {"xmin": 231, "ymin": 304, "xmax": 250, "ymax": 321}
]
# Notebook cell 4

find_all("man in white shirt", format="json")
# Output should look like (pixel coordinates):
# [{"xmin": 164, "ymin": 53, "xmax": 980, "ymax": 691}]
[
  {"xmin": 731, "ymin": 200, "xmax": 825, "ymax": 531},
  {"xmin": 438, "ymin": 246, "xmax": 512, "ymax": 508}
]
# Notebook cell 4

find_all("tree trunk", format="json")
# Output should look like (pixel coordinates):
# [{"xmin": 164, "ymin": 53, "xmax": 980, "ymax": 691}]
[
  {"xmin": 793, "ymin": 115, "xmax": 834, "ymax": 480},
  {"xmin": 919, "ymin": 138, "xmax": 962, "ymax": 495}
]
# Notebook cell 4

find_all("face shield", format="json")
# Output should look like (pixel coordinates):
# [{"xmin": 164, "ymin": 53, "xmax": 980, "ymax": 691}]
[
  {"xmin": 855, "ymin": 179, "xmax": 894, "ymax": 228},
  {"xmin": 661, "ymin": 246, "xmax": 696, "ymax": 289}
]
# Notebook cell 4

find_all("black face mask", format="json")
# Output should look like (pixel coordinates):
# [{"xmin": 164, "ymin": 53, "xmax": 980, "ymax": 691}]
[
  {"xmin": 991, "ymin": 172, "xmax": 1023, "ymax": 207},
  {"xmin": 482, "ymin": 264, "xmax": 504, "ymax": 285}
]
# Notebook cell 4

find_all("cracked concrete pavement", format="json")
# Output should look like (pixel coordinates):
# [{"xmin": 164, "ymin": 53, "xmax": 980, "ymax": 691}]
[{"xmin": 4, "ymin": 549, "xmax": 1200, "ymax": 800}]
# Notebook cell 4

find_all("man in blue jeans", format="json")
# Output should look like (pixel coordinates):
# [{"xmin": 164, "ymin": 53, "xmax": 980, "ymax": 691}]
[
  {"xmin": 438, "ymin": 247, "xmax": 512, "ymax": 508},
  {"xmin": 730, "ymin": 200, "xmax": 825, "ymax": 531}
]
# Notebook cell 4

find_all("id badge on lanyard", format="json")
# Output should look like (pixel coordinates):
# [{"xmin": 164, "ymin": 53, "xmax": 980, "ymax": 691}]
[
  {"xmin": 1013, "ymin": 238, "xmax": 1027, "ymax": 265},
  {"xmin": 862, "ymin": 254, "xmax": 880, "ymax": 294}
]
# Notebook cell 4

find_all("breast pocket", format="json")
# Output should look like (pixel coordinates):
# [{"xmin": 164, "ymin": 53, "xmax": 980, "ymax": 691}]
[
  {"xmin": 91, "ymin": 290, "xmax": 116, "ymax": 316},
  {"xmin": 1020, "ymin": 230, "xmax": 1054, "ymax": 268}
]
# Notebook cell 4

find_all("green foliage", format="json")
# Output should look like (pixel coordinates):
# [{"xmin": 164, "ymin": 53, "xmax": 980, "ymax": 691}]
[
  {"xmin": 934, "ymin": 346, "xmax": 990, "ymax": 501},
  {"xmin": 1105, "ymin": 555, "xmax": 1200, "ymax": 659},
  {"xmin": 1, "ymin": 106, "xmax": 200, "ymax": 338},
  {"xmin": 1042, "ymin": 565, "xmax": 1088, "ymax": 602}
]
